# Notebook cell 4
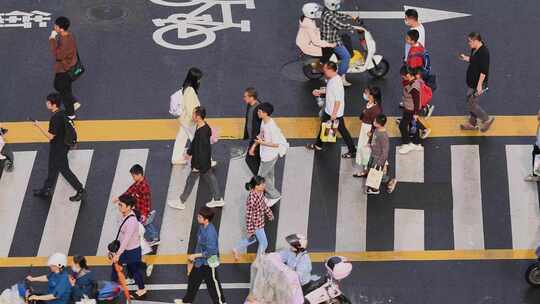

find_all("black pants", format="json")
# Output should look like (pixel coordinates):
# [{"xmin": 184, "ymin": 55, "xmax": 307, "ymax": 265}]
[
  {"xmin": 533, "ymin": 145, "xmax": 540, "ymax": 176},
  {"xmin": 315, "ymin": 113, "xmax": 356, "ymax": 154},
  {"xmin": 183, "ymin": 265, "xmax": 226, "ymax": 304},
  {"xmin": 43, "ymin": 144, "xmax": 83, "ymax": 191},
  {"xmin": 54, "ymin": 72, "xmax": 75, "ymax": 117},
  {"xmin": 399, "ymin": 110, "xmax": 420, "ymax": 145},
  {"xmin": 321, "ymin": 47, "xmax": 334, "ymax": 63},
  {"xmin": 245, "ymin": 140, "xmax": 260, "ymax": 176}
]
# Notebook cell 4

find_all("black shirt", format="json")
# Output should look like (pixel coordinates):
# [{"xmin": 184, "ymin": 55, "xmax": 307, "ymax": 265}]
[
  {"xmin": 188, "ymin": 123, "xmax": 212, "ymax": 173},
  {"xmin": 466, "ymin": 45, "xmax": 489, "ymax": 88},
  {"xmin": 49, "ymin": 110, "xmax": 66, "ymax": 147}
]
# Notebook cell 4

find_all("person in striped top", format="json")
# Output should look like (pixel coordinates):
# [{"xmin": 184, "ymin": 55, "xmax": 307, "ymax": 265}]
[{"xmin": 232, "ymin": 176, "xmax": 274, "ymax": 260}]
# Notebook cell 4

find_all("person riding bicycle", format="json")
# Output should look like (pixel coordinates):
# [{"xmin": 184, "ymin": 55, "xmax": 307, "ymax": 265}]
[
  {"xmin": 296, "ymin": 3, "xmax": 336, "ymax": 58},
  {"xmin": 320, "ymin": 0, "xmax": 359, "ymax": 86},
  {"xmin": 279, "ymin": 233, "xmax": 318, "ymax": 294},
  {"xmin": 26, "ymin": 253, "xmax": 72, "ymax": 304}
]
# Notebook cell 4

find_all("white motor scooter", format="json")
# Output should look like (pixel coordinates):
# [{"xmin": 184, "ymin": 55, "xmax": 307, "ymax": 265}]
[
  {"xmin": 303, "ymin": 25, "xmax": 389, "ymax": 80},
  {"xmin": 303, "ymin": 256, "xmax": 353, "ymax": 304}
]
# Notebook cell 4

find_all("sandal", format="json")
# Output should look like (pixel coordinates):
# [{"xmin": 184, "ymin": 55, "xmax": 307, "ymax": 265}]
[
  {"xmin": 306, "ymin": 144, "xmax": 322, "ymax": 151},
  {"xmin": 341, "ymin": 152, "xmax": 355, "ymax": 159}
]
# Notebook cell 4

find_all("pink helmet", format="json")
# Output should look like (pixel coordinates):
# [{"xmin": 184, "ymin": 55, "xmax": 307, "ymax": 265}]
[{"xmin": 325, "ymin": 256, "xmax": 353, "ymax": 280}]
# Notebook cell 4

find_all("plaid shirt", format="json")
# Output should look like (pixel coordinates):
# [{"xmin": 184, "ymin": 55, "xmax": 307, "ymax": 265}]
[
  {"xmin": 245, "ymin": 191, "xmax": 274, "ymax": 236},
  {"xmin": 321, "ymin": 9, "xmax": 353, "ymax": 44},
  {"xmin": 123, "ymin": 177, "xmax": 152, "ymax": 220}
]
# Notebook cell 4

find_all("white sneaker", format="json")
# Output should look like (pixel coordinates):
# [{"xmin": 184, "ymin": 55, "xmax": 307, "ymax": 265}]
[
  {"xmin": 73, "ymin": 102, "xmax": 81, "ymax": 111},
  {"xmin": 525, "ymin": 175, "xmax": 540, "ymax": 182},
  {"xmin": 266, "ymin": 197, "xmax": 281, "ymax": 207},
  {"xmin": 167, "ymin": 199, "xmax": 186, "ymax": 210},
  {"xmin": 174, "ymin": 300, "xmax": 185, "ymax": 304},
  {"xmin": 412, "ymin": 143, "xmax": 424, "ymax": 151},
  {"xmin": 126, "ymin": 278, "xmax": 135, "ymax": 285},
  {"xmin": 398, "ymin": 143, "xmax": 414, "ymax": 154},
  {"xmin": 146, "ymin": 264, "xmax": 154, "ymax": 277},
  {"xmin": 206, "ymin": 199, "xmax": 226, "ymax": 208},
  {"xmin": 420, "ymin": 128, "xmax": 431, "ymax": 139},
  {"xmin": 341, "ymin": 75, "xmax": 352, "ymax": 87},
  {"xmin": 211, "ymin": 160, "xmax": 218, "ymax": 167}
]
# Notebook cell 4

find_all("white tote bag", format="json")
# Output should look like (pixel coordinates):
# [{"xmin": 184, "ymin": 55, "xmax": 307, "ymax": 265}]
[
  {"xmin": 169, "ymin": 88, "xmax": 183, "ymax": 117},
  {"xmin": 365, "ymin": 166, "xmax": 384, "ymax": 189}
]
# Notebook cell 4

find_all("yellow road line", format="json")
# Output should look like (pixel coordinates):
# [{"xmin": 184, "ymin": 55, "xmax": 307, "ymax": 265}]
[
  {"xmin": 3, "ymin": 115, "xmax": 537, "ymax": 144},
  {"xmin": 0, "ymin": 249, "xmax": 535, "ymax": 267}
]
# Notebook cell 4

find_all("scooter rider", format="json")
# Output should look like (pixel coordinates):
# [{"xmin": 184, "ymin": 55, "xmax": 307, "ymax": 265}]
[
  {"xmin": 320, "ymin": 0, "xmax": 359, "ymax": 86},
  {"xmin": 279, "ymin": 234, "xmax": 318, "ymax": 293},
  {"xmin": 26, "ymin": 253, "xmax": 72, "ymax": 304},
  {"xmin": 296, "ymin": 3, "xmax": 336, "ymax": 58}
]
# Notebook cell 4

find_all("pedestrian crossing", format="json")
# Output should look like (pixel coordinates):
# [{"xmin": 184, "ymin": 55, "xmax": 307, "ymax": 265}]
[{"xmin": 0, "ymin": 141, "xmax": 539, "ymax": 258}]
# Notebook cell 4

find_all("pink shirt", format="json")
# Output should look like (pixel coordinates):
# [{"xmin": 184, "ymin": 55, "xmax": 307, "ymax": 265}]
[
  {"xmin": 117, "ymin": 211, "xmax": 140, "ymax": 256},
  {"xmin": 296, "ymin": 18, "xmax": 334, "ymax": 57}
]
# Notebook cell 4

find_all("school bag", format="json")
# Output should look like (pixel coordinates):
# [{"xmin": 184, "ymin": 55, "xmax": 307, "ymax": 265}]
[
  {"xmin": 169, "ymin": 88, "xmax": 183, "ymax": 117},
  {"xmin": 418, "ymin": 79, "xmax": 433, "ymax": 108}
]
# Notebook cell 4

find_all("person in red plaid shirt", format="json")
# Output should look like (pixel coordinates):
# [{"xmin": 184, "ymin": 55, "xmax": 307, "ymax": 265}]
[{"xmin": 232, "ymin": 176, "xmax": 274, "ymax": 260}]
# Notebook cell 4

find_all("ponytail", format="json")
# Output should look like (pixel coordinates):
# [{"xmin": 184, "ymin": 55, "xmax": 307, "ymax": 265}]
[{"xmin": 245, "ymin": 176, "xmax": 266, "ymax": 191}]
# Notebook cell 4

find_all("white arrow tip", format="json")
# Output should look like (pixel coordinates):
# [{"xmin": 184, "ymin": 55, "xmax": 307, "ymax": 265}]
[{"xmin": 404, "ymin": 5, "xmax": 471, "ymax": 23}]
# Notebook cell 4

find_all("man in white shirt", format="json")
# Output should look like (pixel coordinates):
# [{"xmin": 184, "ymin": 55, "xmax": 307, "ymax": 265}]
[
  {"xmin": 249, "ymin": 102, "xmax": 282, "ymax": 207},
  {"xmin": 404, "ymin": 9, "xmax": 425, "ymax": 59},
  {"xmin": 307, "ymin": 62, "xmax": 356, "ymax": 158}
]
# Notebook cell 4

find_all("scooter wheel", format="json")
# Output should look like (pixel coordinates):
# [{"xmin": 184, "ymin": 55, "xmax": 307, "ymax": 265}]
[
  {"xmin": 525, "ymin": 262, "xmax": 540, "ymax": 285},
  {"xmin": 303, "ymin": 64, "xmax": 324, "ymax": 80},
  {"xmin": 368, "ymin": 58, "xmax": 389, "ymax": 78}
]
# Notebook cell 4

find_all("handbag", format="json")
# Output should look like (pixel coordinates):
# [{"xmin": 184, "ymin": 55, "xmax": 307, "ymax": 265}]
[
  {"xmin": 365, "ymin": 165, "xmax": 384, "ymax": 190},
  {"xmin": 68, "ymin": 52, "xmax": 85, "ymax": 81},
  {"xmin": 107, "ymin": 214, "xmax": 135, "ymax": 253},
  {"xmin": 169, "ymin": 88, "xmax": 183, "ymax": 117},
  {"xmin": 319, "ymin": 120, "xmax": 339, "ymax": 143},
  {"xmin": 534, "ymin": 155, "xmax": 540, "ymax": 176}
]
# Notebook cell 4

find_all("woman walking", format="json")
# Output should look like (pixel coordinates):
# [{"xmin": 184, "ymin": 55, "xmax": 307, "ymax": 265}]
[
  {"xmin": 353, "ymin": 86, "xmax": 382, "ymax": 177},
  {"xmin": 232, "ymin": 176, "xmax": 274, "ymax": 260}
]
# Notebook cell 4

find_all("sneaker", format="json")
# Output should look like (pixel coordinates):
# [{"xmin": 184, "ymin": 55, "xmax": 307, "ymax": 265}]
[
  {"xmin": 525, "ymin": 175, "xmax": 540, "ymax": 182},
  {"xmin": 395, "ymin": 118, "xmax": 401, "ymax": 125},
  {"xmin": 206, "ymin": 199, "xmax": 226, "ymax": 208},
  {"xmin": 399, "ymin": 102, "xmax": 404, "ymax": 108},
  {"xmin": 365, "ymin": 188, "xmax": 380, "ymax": 195},
  {"xmin": 420, "ymin": 128, "xmax": 431, "ymax": 139},
  {"xmin": 480, "ymin": 117, "xmax": 495, "ymax": 132},
  {"xmin": 341, "ymin": 75, "xmax": 352, "ymax": 87},
  {"xmin": 146, "ymin": 264, "xmax": 154, "ymax": 277},
  {"xmin": 387, "ymin": 178, "xmax": 397, "ymax": 193},
  {"xmin": 149, "ymin": 239, "xmax": 161, "ymax": 247},
  {"xmin": 211, "ymin": 160, "xmax": 218, "ymax": 168},
  {"xmin": 266, "ymin": 196, "xmax": 281, "ymax": 207},
  {"xmin": 174, "ymin": 300, "xmax": 186, "ymax": 304},
  {"xmin": 69, "ymin": 189, "xmax": 86, "ymax": 202},
  {"xmin": 67, "ymin": 115, "xmax": 76, "ymax": 120},
  {"xmin": 460, "ymin": 123, "xmax": 479, "ymax": 131},
  {"xmin": 33, "ymin": 188, "xmax": 52, "ymax": 199},
  {"xmin": 167, "ymin": 199, "xmax": 186, "ymax": 210},
  {"xmin": 126, "ymin": 278, "xmax": 136, "ymax": 285},
  {"xmin": 412, "ymin": 143, "xmax": 424, "ymax": 151},
  {"xmin": 398, "ymin": 143, "xmax": 414, "ymax": 154},
  {"xmin": 146, "ymin": 210, "xmax": 156, "ymax": 224},
  {"xmin": 426, "ymin": 104, "xmax": 435, "ymax": 118},
  {"xmin": 5, "ymin": 160, "xmax": 14, "ymax": 172},
  {"xmin": 73, "ymin": 102, "xmax": 81, "ymax": 111}
]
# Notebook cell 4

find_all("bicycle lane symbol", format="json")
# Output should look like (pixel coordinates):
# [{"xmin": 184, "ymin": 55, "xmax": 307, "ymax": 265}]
[{"xmin": 150, "ymin": 0, "xmax": 255, "ymax": 50}]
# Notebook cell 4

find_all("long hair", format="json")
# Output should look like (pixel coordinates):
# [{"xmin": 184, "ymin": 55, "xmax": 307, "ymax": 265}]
[
  {"xmin": 245, "ymin": 176, "xmax": 266, "ymax": 191},
  {"xmin": 182, "ymin": 67, "xmax": 203, "ymax": 93}
]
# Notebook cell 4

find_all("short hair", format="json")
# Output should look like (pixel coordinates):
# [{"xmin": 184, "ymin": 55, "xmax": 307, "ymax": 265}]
[
  {"xmin": 73, "ymin": 255, "xmax": 88, "ymax": 270},
  {"xmin": 400, "ymin": 65, "xmax": 417, "ymax": 76},
  {"xmin": 405, "ymin": 9, "xmax": 418, "ymax": 21},
  {"xmin": 468, "ymin": 32, "xmax": 483, "ymax": 42},
  {"xmin": 194, "ymin": 106, "xmax": 206, "ymax": 119},
  {"xmin": 129, "ymin": 164, "xmax": 144, "ymax": 176},
  {"xmin": 244, "ymin": 87, "xmax": 258, "ymax": 99},
  {"xmin": 54, "ymin": 16, "xmax": 70, "ymax": 31},
  {"xmin": 407, "ymin": 29, "xmax": 419, "ymax": 42},
  {"xmin": 118, "ymin": 194, "xmax": 136, "ymax": 208},
  {"xmin": 375, "ymin": 114, "xmax": 387, "ymax": 126},
  {"xmin": 324, "ymin": 61, "xmax": 338, "ymax": 72},
  {"xmin": 46, "ymin": 93, "xmax": 61, "ymax": 107},
  {"xmin": 258, "ymin": 102, "xmax": 274, "ymax": 116},
  {"xmin": 198, "ymin": 206, "xmax": 215, "ymax": 222}
]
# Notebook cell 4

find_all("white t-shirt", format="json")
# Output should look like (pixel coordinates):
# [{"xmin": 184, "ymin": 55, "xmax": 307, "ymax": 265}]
[
  {"xmin": 324, "ymin": 75, "xmax": 345, "ymax": 118},
  {"xmin": 405, "ymin": 24, "xmax": 426, "ymax": 58},
  {"xmin": 259, "ymin": 118, "xmax": 281, "ymax": 162}
]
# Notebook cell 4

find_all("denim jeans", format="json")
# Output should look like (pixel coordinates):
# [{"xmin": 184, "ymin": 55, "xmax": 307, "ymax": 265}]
[
  {"xmin": 235, "ymin": 228, "xmax": 268, "ymax": 256},
  {"xmin": 334, "ymin": 44, "xmax": 351, "ymax": 76}
]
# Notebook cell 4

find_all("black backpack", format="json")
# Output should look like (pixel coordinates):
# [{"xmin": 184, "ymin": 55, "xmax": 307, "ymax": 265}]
[{"xmin": 64, "ymin": 116, "xmax": 77, "ymax": 147}]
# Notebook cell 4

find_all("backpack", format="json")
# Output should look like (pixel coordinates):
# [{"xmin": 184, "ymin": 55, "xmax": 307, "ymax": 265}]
[
  {"xmin": 169, "ymin": 88, "xmax": 183, "ymax": 117},
  {"xmin": 64, "ymin": 116, "xmax": 78, "ymax": 147},
  {"xmin": 419, "ymin": 79, "xmax": 433, "ymax": 108},
  {"xmin": 96, "ymin": 281, "xmax": 122, "ymax": 301}
]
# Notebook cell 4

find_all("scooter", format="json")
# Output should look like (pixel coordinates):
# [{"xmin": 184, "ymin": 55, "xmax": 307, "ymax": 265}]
[
  {"xmin": 303, "ymin": 256, "xmax": 353, "ymax": 304},
  {"xmin": 302, "ymin": 25, "xmax": 389, "ymax": 80},
  {"xmin": 525, "ymin": 248, "xmax": 540, "ymax": 286}
]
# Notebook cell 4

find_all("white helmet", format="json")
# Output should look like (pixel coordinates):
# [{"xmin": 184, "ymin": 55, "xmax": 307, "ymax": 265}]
[
  {"xmin": 302, "ymin": 3, "xmax": 323, "ymax": 19},
  {"xmin": 325, "ymin": 256, "xmax": 352, "ymax": 280},
  {"xmin": 285, "ymin": 233, "xmax": 308, "ymax": 251},
  {"xmin": 47, "ymin": 253, "xmax": 67, "ymax": 268},
  {"xmin": 324, "ymin": 0, "xmax": 341, "ymax": 11}
]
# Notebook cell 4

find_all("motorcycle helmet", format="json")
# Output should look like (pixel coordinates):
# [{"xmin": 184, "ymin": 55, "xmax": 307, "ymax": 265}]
[
  {"xmin": 285, "ymin": 233, "xmax": 308, "ymax": 251},
  {"xmin": 325, "ymin": 256, "xmax": 352, "ymax": 280},
  {"xmin": 302, "ymin": 3, "xmax": 323, "ymax": 19},
  {"xmin": 324, "ymin": 0, "xmax": 341, "ymax": 11},
  {"xmin": 47, "ymin": 253, "xmax": 67, "ymax": 268}
]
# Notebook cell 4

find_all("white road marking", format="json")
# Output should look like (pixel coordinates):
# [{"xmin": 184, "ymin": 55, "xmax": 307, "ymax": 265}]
[
  {"xmin": 344, "ymin": 5, "xmax": 470, "ymax": 24},
  {"xmin": 395, "ymin": 149, "xmax": 424, "ymax": 183},
  {"xmin": 38, "ymin": 150, "xmax": 93, "ymax": 256},
  {"xmin": 394, "ymin": 208, "xmax": 425, "ymax": 251},
  {"xmin": 0, "ymin": 151, "xmax": 37, "ymax": 256}
]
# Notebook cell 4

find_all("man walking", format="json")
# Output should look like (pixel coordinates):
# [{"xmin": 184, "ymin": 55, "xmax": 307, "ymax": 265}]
[
  {"xmin": 49, "ymin": 16, "xmax": 80, "ymax": 119},
  {"xmin": 307, "ymin": 62, "xmax": 356, "ymax": 158},
  {"xmin": 459, "ymin": 32, "xmax": 494, "ymax": 132},
  {"xmin": 33, "ymin": 93, "xmax": 86, "ymax": 201},
  {"xmin": 243, "ymin": 88, "xmax": 262, "ymax": 176}
]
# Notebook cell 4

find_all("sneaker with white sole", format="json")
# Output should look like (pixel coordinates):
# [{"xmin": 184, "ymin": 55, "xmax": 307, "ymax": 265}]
[
  {"xmin": 206, "ymin": 199, "xmax": 226, "ymax": 208},
  {"xmin": 412, "ymin": 143, "xmax": 424, "ymax": 151},
  {"xmin": 525, "ymin": 175, "xmax": 540, "ymax": 182},
  {"xmin": 398, "ymin": 143, "xmax": 414, "ymax": 154},
  {"xmin": 173, "ymin": 300, "xmax": 185, "ymax": 304},
  {"xmin": 420, "ymin": 128, "xmax": 431, "ymax": 139},
  {"xmin": 146, "ymin": 264, "xmax": 154, "ymax": 277},
  {"xmin": 266, "ymin": 196, "xmax": 281, "ymax": 207},
  {"xmin": 211, "ymin": 160, "xmax": 218, "ymax": 167},
  {"xmin": 365, "ymin": 188, "xmax": 380, "ymax": 195},
  {"xmin": 426, "ymin": 104, "xmax": 435, "ymax": 118},
  {"xmin": 74, "ymin": 102, "xmax": 81, "ymax": 111},
  {"xmin": 126, "ymin": 278, "xmax": 135, "ymax": 285},
  {"xmin": 341, "ymin": 75, "xmax": 352, "ymax": 87},
  {"xmin": 167, "ymin": 199, "xmax": 186, "ymax": 210}
]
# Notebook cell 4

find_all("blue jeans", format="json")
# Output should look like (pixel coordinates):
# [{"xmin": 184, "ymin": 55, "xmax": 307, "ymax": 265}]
[
  {"xmin": 235, "ymin": 228, "xmax": 268, "ymax": 256},
  {"xmin": 334, "ymin": 45, "xmax": 351, "ymax": 76}
]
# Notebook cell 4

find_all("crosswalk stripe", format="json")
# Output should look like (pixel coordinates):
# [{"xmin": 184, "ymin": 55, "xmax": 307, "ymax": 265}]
[
  {"xmin": 451, "ymin": 145, "xmax": 485, "ymax": 250},
  {"xmin": 395, "ymin": 149, "xmax": 424, "ymax": 182},
  {"xmin": 506, "ymin": 145, "xmax": 540, "ymax": 249},
  {"xmin": 394, "ymin": 209, "xmax": 425, "ymax": 251},
  {"xmin": 218, "ymin": 157, "xmax": 252, "ymax": 254},
  {"xmin": 276, "ymin": 147, "xmax": 315, "ymax": 250},
  {"xmin": 158, "ymin": 166, "xmax": 200, "ymax": 254},
  {"xmin": 0, "ymin": 151, "xmax": 37, "ymax": 257},
  {"xmin": 38, "ymin": 150, "xmax": 94, "ymax": 257},
  {"xmin": 335, "ymin": 147, "xmax": 367, "ymax": 252},
  {"xmin": 96, "ymin": 149, "xmax": 149, "ymax": 255}
]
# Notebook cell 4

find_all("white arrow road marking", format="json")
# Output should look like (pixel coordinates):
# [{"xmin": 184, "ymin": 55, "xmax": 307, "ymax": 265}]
[
  {"xmin": 344, "ymin": 6, "xmax": 470, "ymax": 23},
  {"xmin": 128, "ymin": 283, "xmax": 250, "ymax": 291}
]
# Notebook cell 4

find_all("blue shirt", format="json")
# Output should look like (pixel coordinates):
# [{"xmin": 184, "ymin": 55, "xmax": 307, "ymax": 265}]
[
  {"xmin": 46, "ymin": 270, "xmax": 72, "ymax": 304},
  {"xmin": 279, "ymin": 249, "xmax": 313, "ymax": 286},
  {"xmin": 194, "ymin": 223, "xmax": 219, "ymax": 267},
  {"xmin": 71, "ymin": 270, "xmax": 95, "ymax": 302}
]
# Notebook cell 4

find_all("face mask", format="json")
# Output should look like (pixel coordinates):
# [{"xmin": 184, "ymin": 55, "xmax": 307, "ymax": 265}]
[
  {"xmin": 71, "ymin": 265, "xmax": 80, "ymax": 273},
  {"xmin": 363, "ymin": 93, "xmax": 369, "ymax": 101}
]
